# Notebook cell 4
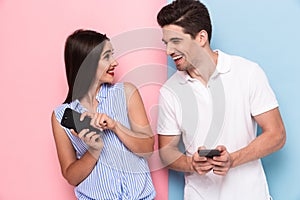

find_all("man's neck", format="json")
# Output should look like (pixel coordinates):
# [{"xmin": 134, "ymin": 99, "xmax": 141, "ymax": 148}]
[{"xmin": 187, "ymin": 48, "xmax": 218, "ymax": 85}]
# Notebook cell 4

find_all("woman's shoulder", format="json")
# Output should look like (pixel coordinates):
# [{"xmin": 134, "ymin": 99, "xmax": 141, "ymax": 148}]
[
  {"xmin": 122, "ymin": 82, "xmax": 138, "ymax": 97},
  {"xmin": 107, "ymin": 82, "xmax": 138, "ymax": 100},
  {"xmin": 108, "ymin": 82, "xmax": 126, "ymax": 89},
  {"xmin": 107, "ymin": 82, "xmax": 137, "ymax": 94}
]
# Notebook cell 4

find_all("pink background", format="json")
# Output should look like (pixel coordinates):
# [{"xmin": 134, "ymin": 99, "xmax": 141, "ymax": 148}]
[{"xmin": 0, "ymin": 0, "xmax": 168, "ymax": 199}]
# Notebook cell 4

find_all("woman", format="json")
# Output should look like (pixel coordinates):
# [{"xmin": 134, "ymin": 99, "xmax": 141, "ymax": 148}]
[{"xmin": 51, "ymin": 29, "xmax": 156, "ymax": 199}]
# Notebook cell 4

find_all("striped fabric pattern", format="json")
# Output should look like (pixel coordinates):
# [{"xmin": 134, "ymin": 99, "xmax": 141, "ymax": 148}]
[{"xmin": 54, "ymin": 82, "xmax": 156, "ymax": 200}]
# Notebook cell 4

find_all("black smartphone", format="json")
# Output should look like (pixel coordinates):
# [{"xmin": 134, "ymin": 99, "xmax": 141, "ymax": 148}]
[
  {"xmin": 60, "ymin": 108, "xmax": 101, "ymax": 134},
  {"xmin": 198, "ymin": 149, "xmax": 220, "ymax": 158}
]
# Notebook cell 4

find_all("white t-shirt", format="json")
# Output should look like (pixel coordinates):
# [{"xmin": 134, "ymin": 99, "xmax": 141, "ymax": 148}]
[{"xmin": 157, "ymin": 50, "xmax": 278, "ymax": 200}]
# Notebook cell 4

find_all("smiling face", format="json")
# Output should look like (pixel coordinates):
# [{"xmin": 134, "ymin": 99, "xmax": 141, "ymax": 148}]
[
  {"xmin": 96, "ymin": 41, "xmax": 118, "ymax": 84},
  {"xmin": 162, "ymin": 24, "xmax": 216, "ymax": 82},
  {"xmin": 162, "ymin": 24, "xmax": 197, "ymax": 71}
]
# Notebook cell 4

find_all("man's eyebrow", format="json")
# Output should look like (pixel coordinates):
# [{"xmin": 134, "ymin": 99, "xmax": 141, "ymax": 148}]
[
  {"xmin": 162, "ymin": 37, "xmax": 183, "ymax": 44},
  {"xmin": 170, "ymin": 37, "xmax": 183, "ymax": 41}
]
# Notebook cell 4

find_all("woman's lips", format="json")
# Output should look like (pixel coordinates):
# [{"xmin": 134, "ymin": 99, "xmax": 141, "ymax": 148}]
[{"xmin": 106, "ymin": 68, "xmax": 115, "ymax": 76}]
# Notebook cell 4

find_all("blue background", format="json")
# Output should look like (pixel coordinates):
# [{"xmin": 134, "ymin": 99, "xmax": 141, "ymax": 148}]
[{"xmin": 167, "ymin": 0, "xmax": 300, "ymax": 199}]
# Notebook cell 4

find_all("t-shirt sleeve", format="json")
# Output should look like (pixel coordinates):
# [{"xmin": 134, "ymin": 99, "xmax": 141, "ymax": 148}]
[
  {"xmin": 157, "ymin": 87, "xmax": 182, "ymax": 135},
  {"xmin": 249, "ymin": 64, "xmax": 279, "ymax": 116}
]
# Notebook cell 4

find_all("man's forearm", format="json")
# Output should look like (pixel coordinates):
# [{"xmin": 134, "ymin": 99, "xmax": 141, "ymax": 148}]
[
  {"xmin": 160, "ymin": 148, "xmax": 194, "ymax": 172},
  {"xmin": 230, "ymin": 130, "xmax": 285, "ymax": 168}
]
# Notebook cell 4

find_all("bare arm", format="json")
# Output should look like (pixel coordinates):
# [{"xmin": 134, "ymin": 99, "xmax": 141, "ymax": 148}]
[
  {"xmin": 88, "ymin": 82, "xmax": 154, "ymax": 157},
  {"xmin": 158, "ymin": 134, "xmax": 194, "ymax": 172},
  {"xmin": 209, "ymin": 108, "xmax": 286, "ymax": 175},
  {"xmin": 51, "ymin": 112, "xmax": 102, "ymax": 186},
  {"xmin": 230, "ymin": 107, "xmax": 286, "ymax": 167},
  {"xmin": 116, "ymin": 82, "xmax": 154, "ymax": 157}
]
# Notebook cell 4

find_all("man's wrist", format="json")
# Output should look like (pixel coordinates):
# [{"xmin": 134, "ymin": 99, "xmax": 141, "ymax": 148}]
[
  {"xmin": 229, "ymin": 151, "xmax": 238, "ymax": 168},
  {"xmin": 187, "ymin": 156, "xmax": 195, "ymax": 172}
]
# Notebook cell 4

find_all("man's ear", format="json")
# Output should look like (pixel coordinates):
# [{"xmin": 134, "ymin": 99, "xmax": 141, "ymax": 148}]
[{"xmin": 195, "ymin": 30, "xmax": 208, "ymax": 46}]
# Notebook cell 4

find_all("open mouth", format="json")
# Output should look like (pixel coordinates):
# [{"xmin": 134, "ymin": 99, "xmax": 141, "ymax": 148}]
[
  {"xmin": 106, "ymin": 68, "xmax": 115, "ymax": 76},
  {"xmin": 172, "ymin": 54, "xmax": 184, "ymax": 65}
]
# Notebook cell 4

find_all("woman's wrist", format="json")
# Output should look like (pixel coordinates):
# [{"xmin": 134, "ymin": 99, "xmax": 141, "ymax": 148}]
[
  {"xmin": 88, "ymin": 147, "xmax": 102, "ymax": 160},
  {"xmin": 110, "ymin": 121, "xmax": 119, "ymax": 133}
]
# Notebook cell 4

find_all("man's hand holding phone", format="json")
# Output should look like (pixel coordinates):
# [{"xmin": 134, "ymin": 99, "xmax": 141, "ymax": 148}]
[
  {"xmin": 192, "ymin": 146, "xmax": 232, "ymax": 176},
  {"xmin": 208, "ymin": 145, "xmax": 232, "ymax": 176},
  {"xmin": 192, "ymin": 146, "xmax": 215, "ymax": 175}
]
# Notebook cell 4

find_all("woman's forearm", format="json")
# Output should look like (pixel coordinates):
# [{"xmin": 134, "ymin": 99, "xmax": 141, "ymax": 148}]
[{"xmin": 112, "ymin": 122, "xmax": 154, "ymax": 157}]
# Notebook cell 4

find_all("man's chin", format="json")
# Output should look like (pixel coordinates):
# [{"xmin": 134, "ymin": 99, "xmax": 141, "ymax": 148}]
[
  {"xmin": 176, "ymin": 64, "xmax": 190, "ymax": 72},
  {"xmin": 176, "ymin": 67, "xmax": 186, "ymax": 72},
  {"xmin": 175, "ymin": 63, "xmax": 186, "ymax": 71}
]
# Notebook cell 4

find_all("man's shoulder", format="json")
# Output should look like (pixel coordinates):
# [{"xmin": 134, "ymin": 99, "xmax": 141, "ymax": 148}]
[
  {"xmin": 160, "ymin": 71, "xmax": 186, "ymax": 95},
  {"xmin": 219, "ymin": 50, "xmax": 257, "ymax": 65},
  {"xmin": 218, "ymin": 50, "xmax": 261, "ymax": 75},
  {"xmin": 160, "ymin": 72, "xmax": 181, "ymax": 96},
  {"xmin": 163, "ymin": 71, "xmax": 185, "ymax": 86},
  {"xmin": 233, "ymin": 56, "xmax": 258, "ymax": 67},
  {"xmin": 160, "ymin": 71, "xmax": 196, "ymax": 101}
]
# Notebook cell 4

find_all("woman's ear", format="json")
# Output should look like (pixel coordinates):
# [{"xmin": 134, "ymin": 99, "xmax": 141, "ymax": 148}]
[{"xmin": 195, "ymin": 30, "xmax": 208, "ymax": 47}]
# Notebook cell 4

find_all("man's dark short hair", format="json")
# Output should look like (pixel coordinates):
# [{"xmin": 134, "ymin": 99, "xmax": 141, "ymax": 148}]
[{"xmin": 157, "ymin": 0, "xmax": 212, "ymax": 42}]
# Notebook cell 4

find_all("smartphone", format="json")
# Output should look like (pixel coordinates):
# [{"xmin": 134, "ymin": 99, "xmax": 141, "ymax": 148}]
[
  {"xmin": 198, "ymin": 149, "xmax": 220, "ymax": 158},
  {"xmin": 60, "ymin": 108, "xmax": 101, "ymax": 134}
]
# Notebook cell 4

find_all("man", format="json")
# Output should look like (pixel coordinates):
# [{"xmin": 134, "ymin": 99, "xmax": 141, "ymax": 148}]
[{"xmin": 156, "ymin": 0, "xmax": 286, "ymax": 199}]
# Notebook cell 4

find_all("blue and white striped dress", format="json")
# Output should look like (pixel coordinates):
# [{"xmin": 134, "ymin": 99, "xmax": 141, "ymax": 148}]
[{"xmin": 54, "ymin": 83, "xmax": 156, "ymax": 200}]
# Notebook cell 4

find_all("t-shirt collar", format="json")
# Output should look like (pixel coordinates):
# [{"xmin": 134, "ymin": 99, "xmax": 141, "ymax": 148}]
[
  {"xmin": 215, "ymin": 49, "xmax": 231, "ymax": 74},
  {"xmin": 178, "ymin": 49, "xmax": 231, "ymax": 84}
]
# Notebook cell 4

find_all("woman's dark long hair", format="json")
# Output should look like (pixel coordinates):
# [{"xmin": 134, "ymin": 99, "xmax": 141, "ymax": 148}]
[{"xmin": 63, "ymin": 29, "xmax": 109, "ymax": 103}]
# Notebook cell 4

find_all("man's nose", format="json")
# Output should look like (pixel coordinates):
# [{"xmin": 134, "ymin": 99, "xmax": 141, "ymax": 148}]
[{"xmin": 166, "ymin": 44, "xmax": 175, "ymax": 55}]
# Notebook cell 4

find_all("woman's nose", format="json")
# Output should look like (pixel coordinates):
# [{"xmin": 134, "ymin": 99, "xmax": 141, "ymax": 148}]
[{"xmin": 111, "ymin": 59, "xmax": 118, "ymax": 67}]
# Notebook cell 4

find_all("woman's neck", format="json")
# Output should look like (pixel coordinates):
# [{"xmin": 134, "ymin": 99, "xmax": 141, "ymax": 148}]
[{"xmin": 80, "ymin": 83, "xmax": 102, "ymax": 112}]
